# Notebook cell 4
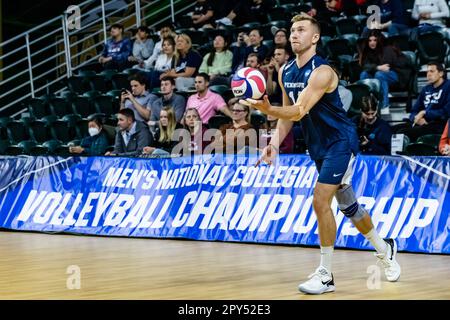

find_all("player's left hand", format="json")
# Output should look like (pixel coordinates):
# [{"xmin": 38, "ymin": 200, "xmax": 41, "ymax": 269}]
[{"xmin": 240, "ymin": 95, "xmax": 272, "ymax": 114}]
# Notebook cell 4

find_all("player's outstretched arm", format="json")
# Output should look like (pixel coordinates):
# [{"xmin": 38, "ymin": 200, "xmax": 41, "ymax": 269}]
[{"xmin": 241, "ymin": 65, "xmax": 337, "ymax": 121}]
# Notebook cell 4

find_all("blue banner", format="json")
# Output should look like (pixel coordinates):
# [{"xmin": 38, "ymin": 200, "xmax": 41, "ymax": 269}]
[{"xmin": 0, "ymin": 154, "xmax": 448, "ymax": 254}]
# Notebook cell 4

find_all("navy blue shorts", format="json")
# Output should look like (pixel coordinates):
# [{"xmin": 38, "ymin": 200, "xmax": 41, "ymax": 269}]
[{"xmin": 314, "ymin": 141, "xmax": 355, "ymax": 185}]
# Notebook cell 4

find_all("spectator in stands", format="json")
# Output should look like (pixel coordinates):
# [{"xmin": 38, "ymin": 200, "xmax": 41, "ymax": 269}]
[
  {"xmin": 209, "ymin": 99, "xmax": 257, "ymax": 154},
  {"xmin": 144, "ymin": 25, "xmax": 176, "ymax": 68},
  {"xmin": 273, "ymin": 28, "xmax": 289, "ymax": 48},
  {"xmin": 210, "ymin": 0, "xmax": 238, "ymax": 26},
  {"xmin": 192, "ymin": 0, "xmax": 215, "ymax": 29},
  {"xmin": 186, "ymin": 73, "xmax": 232, "ymax": 125},
  {"xmin": 352, "ymin": 95, "xmax": 392, "ymax": 155},
  {"xmin": 363, "ymin": 0, "xmax": 409, "ymax": 37},
  {"xmin": 128, "ymin": 26, "xmax": 154, "ymax": 65},
  {"xmin": 68, "ymin": 116, "xmax": 109, "ymax": 156},
  {"xmin": 160, "ymin": 34, "xmax": 203, "ymax": 91},
  {"xmin": 98, "ymin": 23, "xmax": 132, "ymax": 71},
  {"xmin": 399, "ymin": 62, "xmax": 450, "ymax": 141},
  {"xmin": 182, "ymin": 108, "xmax": 209, "ymax": 154},
  {"xmin": 246, "ymin": 53, "xmax": 268, "ymax": 80},
  {"xmin": 199, "ymin": 34, "xmax": 233, "ymax": 84},
  {"xmin": 120, "ymin": 73, "xmax": 153, "ymax": 122},
  {"xmin": 232, "ymin": 29, "xmax": 268, "ymax": 73},
  {"xmin": 141, "ymin": 36, "xmax": 176, "ymax": 90},
  {"xmin": 231, "ymin": 31, "xmax": 251, "ymax": 72},
  {"xmin": 439, "ymin": 119, "xmax": 450, "ymax": 155},
  {"xmin": 106, "ymin": 108, "xmax": 152, "ymax": 157},
  {"xmin": 263, "ymin": 46, "xmax": 290, "ymax": 104},
  {"xmin": 311, "ymin": 0, "xmax": 362, "ymax": 24},
  {"xmin": 411, "ymin": 0, "xmax": 450, "ymax": 41},
  {"xmin": 215, "ymin": 0, "xmax": 274, "ymax": 26},
  {"xmin": 358, "ymin": 30, "xmax": 410, "ymax": 114},
  {"xmin": 260, "ymin": 112, "xmax": 294, "ymax": 154},
  {"xmin": 149, "ymin": 77, "xmax": 186, "ymax": 122},
  {"xmin": 143, "ymin": 107, "xmax": 182, "ymax": 156},
  {"xmin": 245, "ymin": 29, "xmax": 269, "ymax": 64}
]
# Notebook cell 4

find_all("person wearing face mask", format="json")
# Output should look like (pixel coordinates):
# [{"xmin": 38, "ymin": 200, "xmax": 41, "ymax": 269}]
[
  {"xmin": 352, "ymin": 95, "xmax": 392, "ymax": 155},
  {"xmin": 69, "ymin": 116, "xmax": 109, "ymax": 156}
]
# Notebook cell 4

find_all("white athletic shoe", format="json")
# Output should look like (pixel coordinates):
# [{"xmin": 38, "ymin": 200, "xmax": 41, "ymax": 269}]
[
  {"xmin": 298, "ymin": 266, "xmax": 335, "ymax": 295},
  {"xmin": 375, "ymin": 238, "xmax": 401, "ymax": 282}
]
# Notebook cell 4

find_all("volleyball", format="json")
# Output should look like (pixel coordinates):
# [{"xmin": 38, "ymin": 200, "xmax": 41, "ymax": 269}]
[{"xmin": 231, "ymin": 67, "xmax": 266, "ymax": 100}]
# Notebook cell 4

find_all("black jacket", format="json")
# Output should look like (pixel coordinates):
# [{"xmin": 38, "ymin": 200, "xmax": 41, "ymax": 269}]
[{"xmin": 113, "ymin": 121, "xmax": 153, "ymax": 156}]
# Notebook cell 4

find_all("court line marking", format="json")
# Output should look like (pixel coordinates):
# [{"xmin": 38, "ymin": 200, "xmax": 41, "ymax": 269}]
[
  {"xmin": 0, "ymin": 156, "xmax": 74, "ymax": 193},
  {"xmin": 399, "ymin": 155, "xmax": 450, "ymax": 180}
]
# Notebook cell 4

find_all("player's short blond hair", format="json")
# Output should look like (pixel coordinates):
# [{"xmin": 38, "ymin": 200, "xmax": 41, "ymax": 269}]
[{"xmin": 291, "ymin": 13, "xmax": 321, "ymax": 34}]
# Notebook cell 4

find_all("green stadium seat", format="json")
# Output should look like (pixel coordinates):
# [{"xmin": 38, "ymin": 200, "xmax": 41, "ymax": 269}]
[
  {"xmin": 49, "ymin": 98, "xmax": 72, "ymax": 118},
  {"xmin": 335, "ymin": 17, "xmax": 360, "ymax": 36},
  {"xmin": 356, "ymin": 78, "xmax": 382, "ymax": 102},
  {"xmin": 405, "ymin": 143, "xmax": 437, "ymax": 156},
  {"xmin": 50, "ymin": 120, "xmax": 76, "ymax": 143},
  {"xmin": 345, "ymin": 83, "xmax": 371, "ymax": 118},
  {"xmin": 93, "ymin": 95, "xmax": 116, "ymax": 117},
  {"xmin": 67, "ymin": 76, "xmax": 86, "ymax": 95},
  {"xmin": 89, "ymin": 75, "xmax": 109, "ymax": 93},
  {"xmin": 0, "ymin": 139, "xmax": 10, "ymax": 154},
  {"xmin": 250, "ymin": 111, "xmax": 267, "ymax": 131},
  {"xmin": 208, "ymin": 115, "xmax": 232, "ymax": 130},
  {"xmin": 209, "ymin": 85, "xmax": 231, "ymax": 96},
  {"xmin": 70, "ymin": 96, "xmax": 96, "ymax": 119},
  {"xmin": 417, "ymin": 134, "xmax": 441, "ymax": 150},
  {"xmin": 111, "ymin": 73, "xmax": 130, "ymax": 91},
  {"xmin": 27, "ymin": 98, "xmax": 51, "ymax": 119},
  {"xmin": 100, "ymin": 69, "xmax": 118, "ymax": 81},
  {"xmin": 29, "ymin": 120, "xmax": 52, "ymax": 144},
  {"xmin": 6, "ymin": 121, "xmax": 30, "ymax": 143}
]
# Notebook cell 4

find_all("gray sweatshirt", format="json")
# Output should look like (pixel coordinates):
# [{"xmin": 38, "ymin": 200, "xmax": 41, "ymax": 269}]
[{"xmin": 412, "ymin": 0, "xmax": 450, "ymax": 27}]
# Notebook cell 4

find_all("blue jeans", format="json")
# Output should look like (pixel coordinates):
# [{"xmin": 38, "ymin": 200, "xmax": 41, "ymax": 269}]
[
  {"xmin": 360, "ymin": 70, "xmax": 399, "ymax": 108},
  {"xmin": 361, "ymin": 23, "xmax": 409, "ymax": 38}
]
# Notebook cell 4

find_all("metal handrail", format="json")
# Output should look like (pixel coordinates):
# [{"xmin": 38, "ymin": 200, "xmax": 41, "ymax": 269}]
[
  {"xmin": 0, "ymin": 95, "xmax": 32, "ymax": 112},
  {"xmin": 0, "ymin": 81, "xmax": 31, "ymax": 100},
  {"xmin": 70, "ymin": 28, "xmax": 104, "ymax": 48},
  {"xmin": 32, "ymin": 51, "xmax": 66, "ymax": 70},
  {"xmin": 70, "ymin": 1, "xmax": 130, "ymax": 35},
  {"xmin": 0, "ymin": 15, "xmax": 62, "ymax": 47},
  {"xmin": 0, "ymin": 56, "xmax": 28, "ymax": 74},
  {"xmin": 30, "ymin": 39, "xmax": 65, "ymax": 59},
  {"xmin": 29, "ymin": 28, "xmax": 63, "ymax": 46},
  {"xmin": 71, "ymin": 41, "xmax": 104, "ymax": 60},
  {"xmin": 0, "ymin": 43, "xmax": 28, "ymax": 60},
  {"xmin": 0, "ymin": 68, "xmax": 29, "ymax": 86}
]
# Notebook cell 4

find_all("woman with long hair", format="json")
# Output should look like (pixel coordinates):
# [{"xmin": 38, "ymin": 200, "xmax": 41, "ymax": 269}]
[
  {"xmin": 142, "ymin": 36, "xmax": 177, "ymax": 89},
  {"xmin": 199, "ymin": 34, "xmax": 233, "ymax": 84},
  {"xmin": 358, "ymin": 29, "xmax": 409, "ymax": 115},
  {"xmin": 143, "ymin": 106, "xmax": 182, "ymax": 156},
  {"xmin": 351, "ymin": 94, "xmax": 392, "ymax": 155},
  {"xmin": 182, "ymin": 107, "xmax": 209, "ymax": 154},
  {"xmin": 160, "ymin": 34, "xmax": 203, "ymax": 91}
]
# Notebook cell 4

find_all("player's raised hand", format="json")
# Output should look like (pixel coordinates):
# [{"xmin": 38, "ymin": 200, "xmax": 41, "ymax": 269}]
[
  {"xmin": 239, "ymin": 95, "xmax": 272, "ymax": 114},
  {"xmin": 255, "ymin": 144, "xmax": 277, "ymax": 167}
]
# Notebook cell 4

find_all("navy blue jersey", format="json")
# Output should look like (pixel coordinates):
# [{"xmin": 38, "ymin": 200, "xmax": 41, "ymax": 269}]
[{"xmin": 282, "ymin": 55, "xmax": 359, "ymax": 160}]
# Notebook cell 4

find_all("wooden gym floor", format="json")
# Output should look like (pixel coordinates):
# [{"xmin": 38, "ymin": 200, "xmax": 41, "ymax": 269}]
[{"xmin": 0, "ymin": 231, "xmax": 448, "ymax": 300}]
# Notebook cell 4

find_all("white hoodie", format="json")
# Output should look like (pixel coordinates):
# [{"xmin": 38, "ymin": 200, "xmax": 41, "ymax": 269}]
[{"xmin": 412, "ymin": 0, "xmax": 450, "ymax": 27}]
